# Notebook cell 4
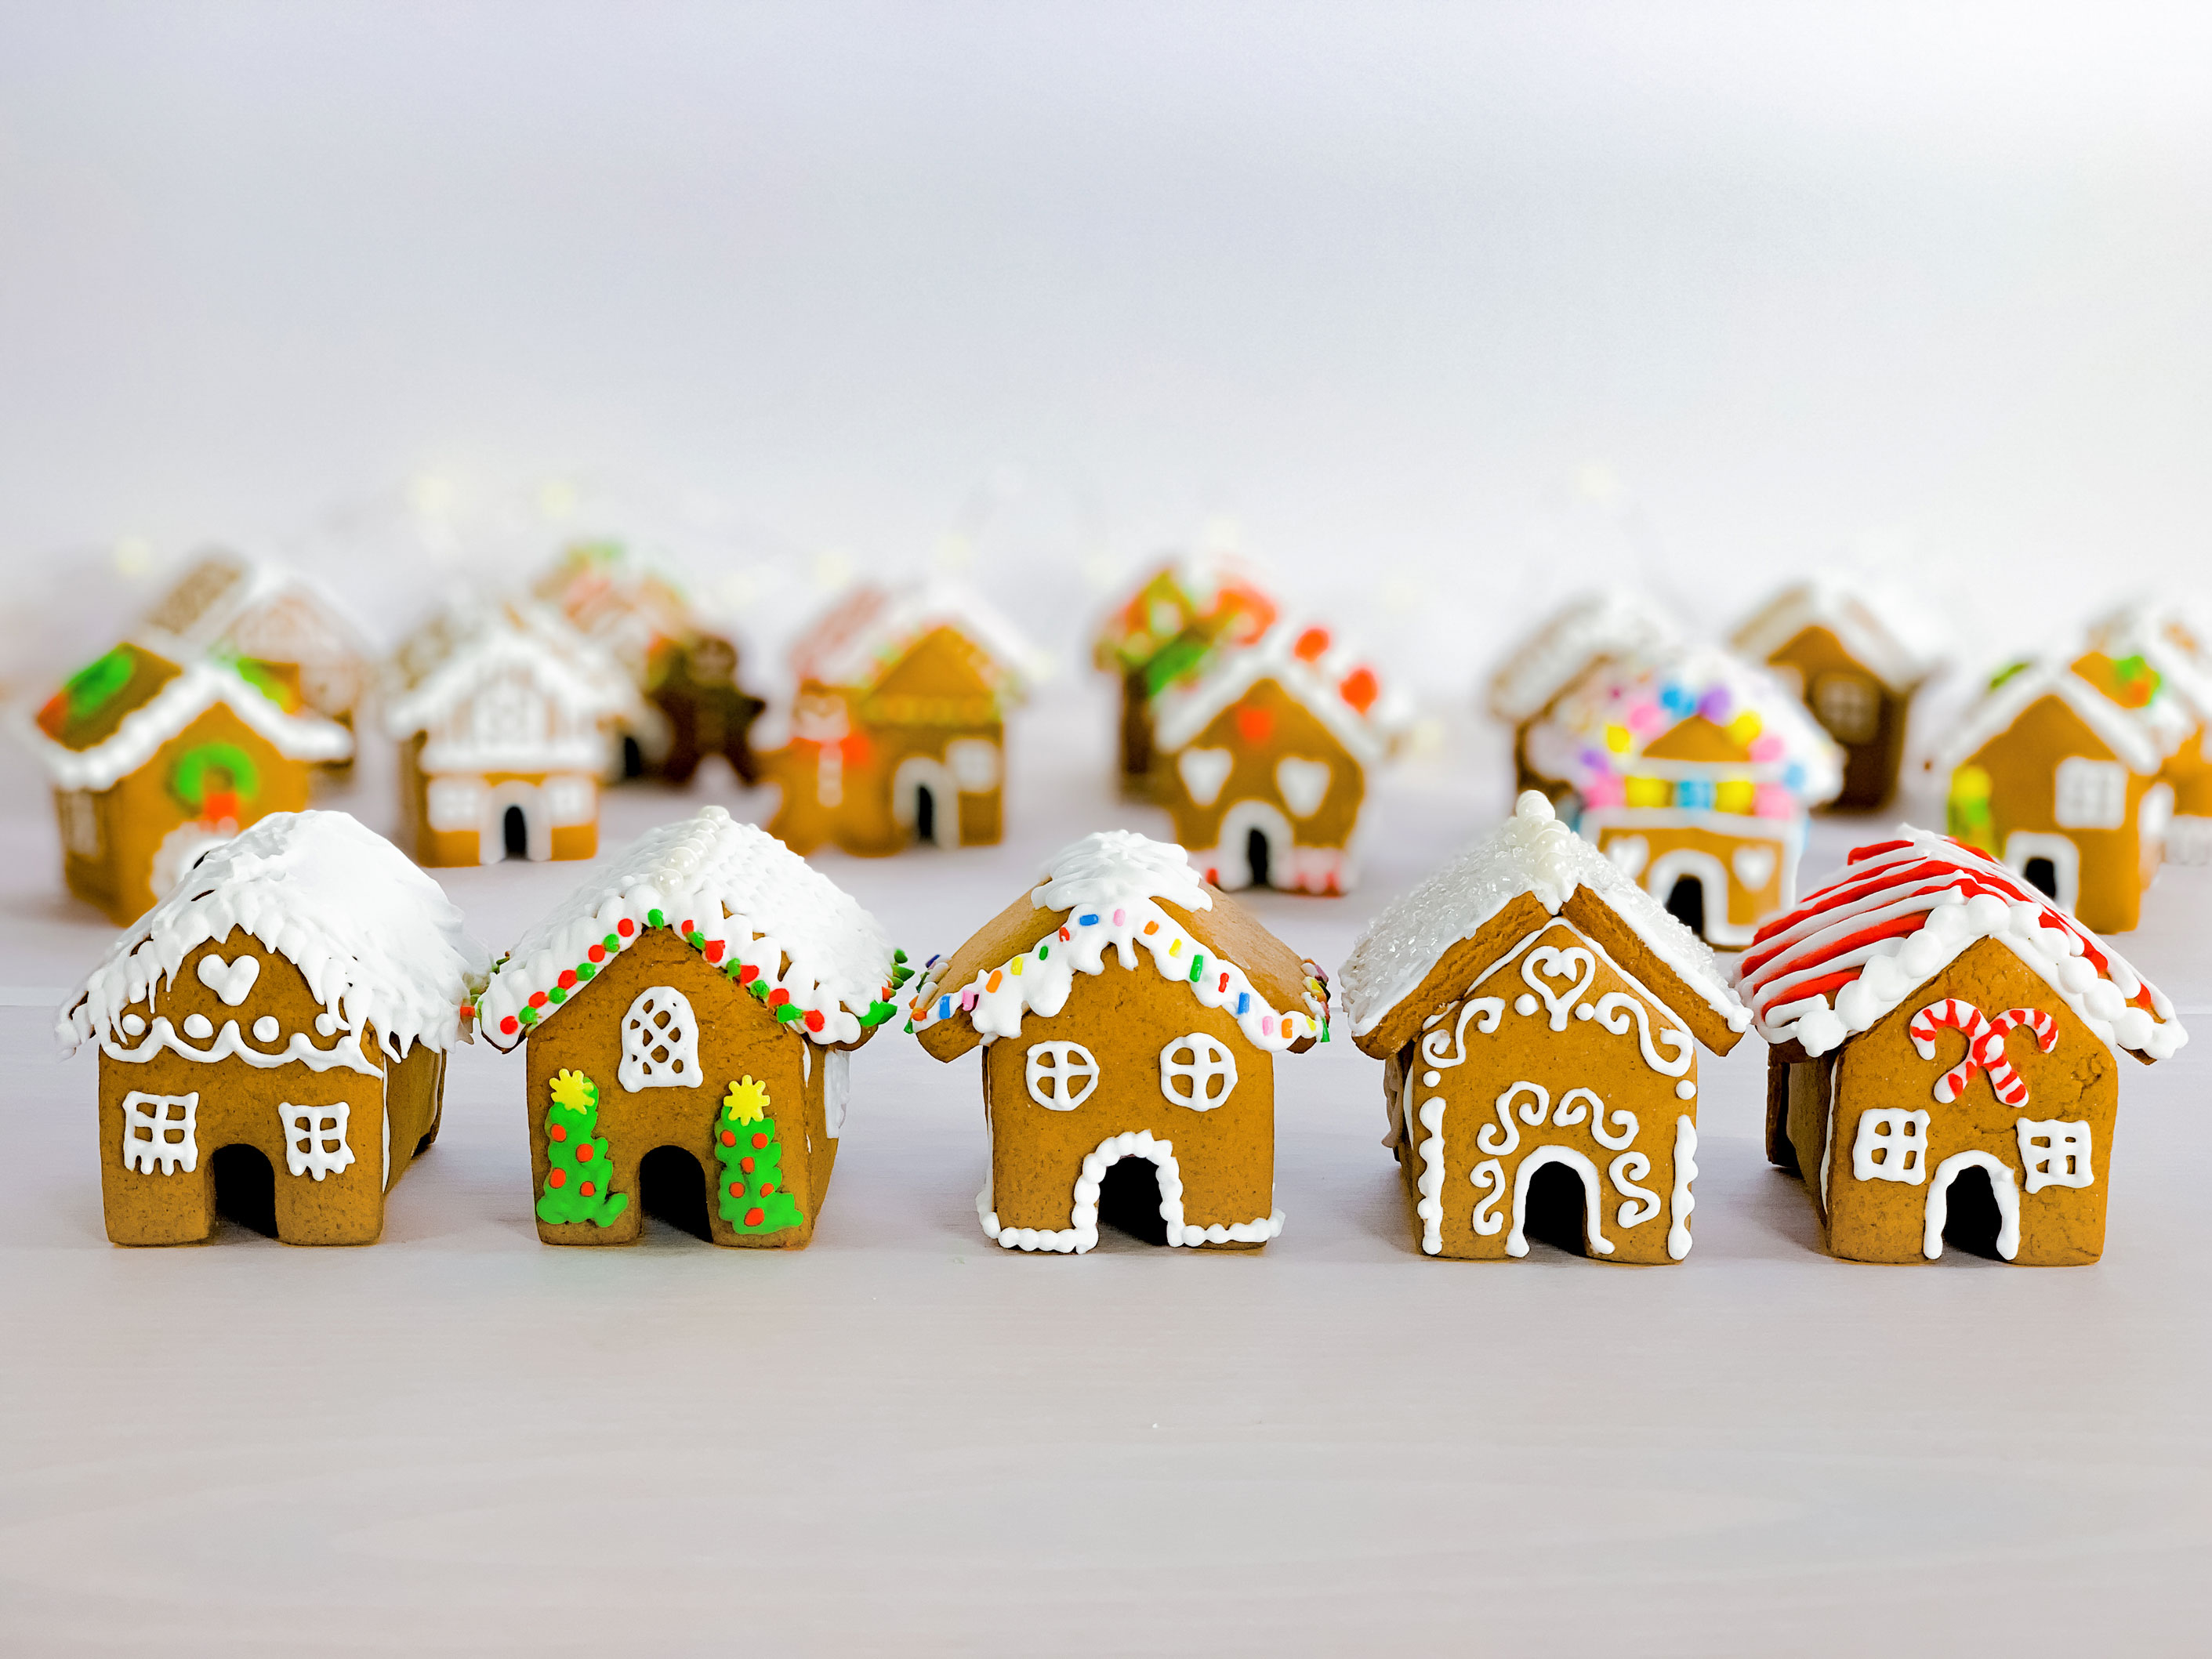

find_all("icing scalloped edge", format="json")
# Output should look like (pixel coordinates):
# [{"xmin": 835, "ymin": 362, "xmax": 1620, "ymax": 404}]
[{"xmin": 976, "ymin": 1128, "xmax": 1285, "ymax": 1253}]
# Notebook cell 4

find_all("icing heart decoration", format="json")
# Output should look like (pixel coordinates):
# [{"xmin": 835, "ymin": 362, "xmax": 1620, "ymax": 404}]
[
  {"xmin": 1275, "ymin": 756, "xmax": 1332, "ymax": 818},
  {"xmin": 1607, "ymin": 835, "xmax": 1649, "ymax": 879},
  {"xmin": 1177, "ymin": 747, "xmax": 1235, "ymax": 808},
  {"xmin": 1519, "ymin": 946, "xmax": 1596, "ymax": 1032},
  {"xmin": 1732, "ymin": 846, "xmax": 1777, "ymax": 893},
  {"xmin": 197, "ymin": 953, "xmax": 260, "ymax": 1006}
]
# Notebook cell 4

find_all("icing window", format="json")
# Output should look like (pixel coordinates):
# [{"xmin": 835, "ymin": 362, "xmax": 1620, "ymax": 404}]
[
  {"xmin": 121, "ymin": 1092, "xmax": 198, "ymax": 1175},
  {"xmin": 2053, "ymin": 758, "xmax": 2128, "ymax": 831},
  {"xmin": 2017, "ymin": 1119, "xmax": 2094, "ymax": 1193},
  {"xmin": 1851, "ymin": 1108, "xmax": 1930, "ymax": 1184},
  {"xmin": 1024, "ymin": 1042, "xmax": 1099, "ymax": 1110},
  {"xmin": 280, "ymin": 1102, "xmax": 357, "ymax": 1181},
  {"xmin": 1812, "ymin": 672, "xmax": 1880, "ymax": 744},
  {"xmin": 1160, "ymin": 1034, "xmax": 1238, "ymax": 1110},
  {"xmin": 621, "ymin": 987, "xmax": 702, "ymax": 1091}
]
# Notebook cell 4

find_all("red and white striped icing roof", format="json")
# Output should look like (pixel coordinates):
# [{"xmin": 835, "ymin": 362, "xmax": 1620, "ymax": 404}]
[{"xmin": 1735, "ymin": 828, "xmax": 2183, "ymax": 1061}]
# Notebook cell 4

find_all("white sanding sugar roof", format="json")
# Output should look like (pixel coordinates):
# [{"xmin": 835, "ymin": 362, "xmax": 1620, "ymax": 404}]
[
  {"xmin": 1030, "ymin": 828, "xmax": 1213, "ymax": 916},
  {"xmin": 789, "ymin": 579, "xmax": 1049, "ymax": 701},
  {"xmin": 17, "ymin": 656, "xmax": 354, "ymax": 792},
  {"xmin": 140, "ymin": 549, "xmax": 369, "ymax": 668},
  {"xmin": 1735, "ymin": 828, "xmax": 2183, "ymax": 1062},
  {"xmin": 59, "ymin": 810, "xmax": 489, "ymax": 1063},
  {"xmin": 1728, "ymin": 576, "xmax": 1944, "ymax": 694},
  {"xmin": 2087, "ymin": 601, "xmax": 2212, "ymax": 728},
  {"xmin": 1150, "ymin": 620, "xmax": 1413, "ymax": 766},
  {"xmin": 1485, "ymin": 589, "xmax": 1682, "ymax": 724},
  {"xmin": 477, "ymin": 806, "xmax": 900, "ymax": 1049},
  {"xmin": 1336, "ymin": 791, "xmax": 1749, "ymax": 1040},
  {"xmin": 1928, "ymin": 657, "xmax": 2187, "ymax": 776}
]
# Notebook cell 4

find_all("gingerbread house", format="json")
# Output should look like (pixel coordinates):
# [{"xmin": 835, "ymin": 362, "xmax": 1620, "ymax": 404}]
[
  {"xmin": 1340, "ymin": 791, "xmax": 1749, "ymax": 1262},
  {"xmin": 1931, "ymin": 654, "xmax": 2188, "ymax": 933},
  {"xmin": 2085, "ymin": 602, "xmax": 2212, "ymax": 866},
  {"xmin": 1485, "ymin": 590, "xmax": 1681, "ymax": 799},
  {"xmin": 57, "ymin": 810, "xmax": 488, "ymax": 1245},
  {"xmin": 140, "ymin": 549, "xmax": 375, "ymax": 739},
  {"xmin": 1093, "ymin": 552, "xmax": 1277, "ymax": 795},
  {"xmin": 1730, "ymin": 578, "xmax": 1939, "ymax": 810},
  {"xmin": 476, "ymin": 806, "xmax": 905, "ymax": 1248},
  {"xmin": 18, "ymin": 641, "xmax": 354, "ymax": 924},
  {"xmin": 1526, "ymin": 645, "xmax": 1844, "ymax": 944},
  {"xmin": 1147, "ymin": 621, "xmax": 1410, "ymax": 895},
  {"xmin": 908, "ymin": 830, "xmax": 1327, "ymax": 1253},
  {"xmin": 762, "ymin": 581, "xmax": 1042, "ymax": 857},
  {"xmin": 1739, "ymin": 829, "xmax": 2185, "ymax": 1264},
  {"xmin": 383, "ymin": 599, "xmax": 652, "ymax": 867}
]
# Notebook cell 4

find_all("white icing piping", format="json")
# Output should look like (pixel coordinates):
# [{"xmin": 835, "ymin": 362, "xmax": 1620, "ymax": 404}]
[
  {"xmin": 20, "ymin": 661, "xmax": 353, "ymax": 791},
  {"xmin": 1504, "ymin": 1146, "xmax": 1613, "ymax": 1258},
  {"xmin": 976, "ymin": 1128, "xmax": 1285, "ymax": 1253},
  {"xmin": 1922, "ymin": 1151, "xmax": 2021, "ymax": 1261},
  {"xmin": 99, "ymin": 1016, "xmax": 379, "ymax": 1076},
  {"xmin": 1667, "ymin": 1115, "xmax": 1697, "ymax": 1260}
]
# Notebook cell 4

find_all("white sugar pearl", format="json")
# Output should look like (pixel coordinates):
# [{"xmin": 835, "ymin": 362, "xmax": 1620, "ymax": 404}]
[
  {"xmin": 1514, "ymin": 994, "xmax": 1538, "ymax": 1017},
  {"xmin": 121, "ymin": 1014, "xmax": 146, "ymax": 1037},
  {"xmin": 253, "ymin": 1016, "xmax": 281, "ymax": 1043},
  {"xmin": 315, "ymin": 1012, "xmax": 339, "ymax": 1036},
  {"xmin": 1676, "ymin": 1080, "xmax": 1697, "ymax": 1099},
  {"xmin": 183, "ymin": 1014, "xmax": 213, "ymax": 1040}
]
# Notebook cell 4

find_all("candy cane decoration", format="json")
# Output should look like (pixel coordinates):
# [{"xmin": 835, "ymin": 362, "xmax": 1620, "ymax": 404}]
[
  {"xmin": 1909, "ymin": 999, "xmax": 2054, "ymax": 1107},
  {"xmin": 1986, "ymin": 1007, "xmax": 2058, "ymax": 1107}
]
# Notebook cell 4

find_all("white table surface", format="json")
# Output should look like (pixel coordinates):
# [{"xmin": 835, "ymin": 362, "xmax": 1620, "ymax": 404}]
[{"xmin": 4, "ymin": 692, "xmax": 2208, "ymax": 1656}]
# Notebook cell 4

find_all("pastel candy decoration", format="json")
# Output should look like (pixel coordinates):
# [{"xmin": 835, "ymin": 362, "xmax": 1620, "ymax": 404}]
[
  {"xmin": 1660, "ymin": 683, "xmax": 1695, "ymax": 717},
  {"xmin": 1698, "ymin": 686, "xmax": 1732, "ymax": 723},
  {"xmin": 1675, "ymin": 777, "xmax": 1714, "ymax": 811},
  {"xmin": 1626, "ymin": 700, "xmax": 1664, "ymax": 734},
  {"xmin": 1748, "ymin": 734, "xmax": 1786, "ymax": 763},
  {"xmin": 1752, "ymin": 783, "xmax": 1796, "ymax": 819},
  {"xmin": 1582, "ymin": 774, "xmax": 1626, "ymax": 809}
]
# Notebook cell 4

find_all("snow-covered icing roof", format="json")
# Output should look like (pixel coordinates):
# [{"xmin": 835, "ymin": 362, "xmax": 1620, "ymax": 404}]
[
  {"xmin": 16, "ymin": 646, "xmax": 354, "ymax": 792},
  {"xmin": 59, "ymin": 810, "xmax": 488, "ymax": 1067},
  {"xmin": 789, "ymin": 579, "xmax": 1047, "ymax": 702},
  {"xmin": 1525, "ymin": 644, "xmax": 1845, "ymax": 805},
  {"xmin": 1928, "ymin": 657, "xmax": 2188, "ymax": 777},
  {"xmin": 1486, "ymin": 589, "xmax": 1682, "ymax": 724},
  {"xmin": 1150, "ymin": 620, "xmax": 1413, "ymax": 766},
  {"xmin": 908, "ymin": 829, "xmax": 1329, "ymax": 1054},
  {"xmin": 1092, "ymin": 551, "xmax": 1278, "ymax": 674},
  {"xmin": 1729, "ymin": 576, "xmax": 1944, "ymax": 694},
  {"xmin": 2085, "ymin": 602, "xmax": 2212, "ymax": 728},
  {"xmin": 478, "ymin": 806, "xmax": 901, "ymax": 1049},
  {"xmin": 531, "ymin": 541, "xmax": 701, "ymax": 684},
  {"xmin": 1736, "ymin": 828, "xmax": 2183, "ymax": 1062},
  {"xmin": 1338, "ymin": 791, "xmax": 1748, "ymax": 1041},
  {"xmin": 140, "ymin": 549, "xmax": 369, "ymax": 668}
]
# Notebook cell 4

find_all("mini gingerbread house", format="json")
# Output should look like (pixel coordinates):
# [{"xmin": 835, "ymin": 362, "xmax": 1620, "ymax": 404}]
[
  {"xmin": 1147, "ymin": 621, "xmax": 1410, "ymax": 895},
  {"xmin": 908, "ymin": 830, "xmax": 1327, "ymax": 1253},
  {"xmin": 1093, "ymin": 552, "xmax": 1277, "ymax": 795},
  {"xmin": 1527, "ymin": 646, "xmax": 1844, "ymax": 944},
  {"xmin": 1485, "ymin": 590, "xmax": 1681, "ymax": 799},
  {"xmin": 1340, "ymin": 792, "xmax": 1750, "ymax": 1262},
  {"xmin": 1739, "ymin": 829, "xmax": 2185, "ymax": 1264},
  {"xmin": 762, "ymin": 581, "xmax": 1042, "ymax": 857},
  {"xmin": 2085, "ymin": 601, "xmax": 2212, "ymax": 866},
  {"xmin": 57, "ymin": 810, "xmax": 488, "ymax": 1245},
  {"xmin": 18, "ymin": 641, "xmax": 354, "ymax": 924},
  {"xmin": 1931, "ymin": 654, "xmax": 2188, "ymax": 933},
  {"xmin": 476, "ymin": 806, "xmax": 905, "ymax": 1248},
  {"xmin": 383, "ymin": 599, "xmax": 652, "ymax": 867}
]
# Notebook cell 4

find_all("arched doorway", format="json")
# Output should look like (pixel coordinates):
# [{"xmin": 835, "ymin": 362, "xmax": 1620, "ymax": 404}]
[
  {"xmin": 502, "ymin": 806, "xmax": 529, "ymax": 860},
  {"xmin": 893, "ymin": 756, "xmax": 957, "ymax": 848},
  {"xmin": 1923, "ymin": 1151, "xmax": 2020, "ymax": 1260},
  {"xmin": 1505, "ymin": 1145, "xmax": 1613, "ymax": 1258},
  {"xmin": 1646, "ymin": 849, "xmax": 1732, "ymax": 942},
  {"xmin": 1215, "ymin": 799, "xmax": 1293, "ymax": 892}
]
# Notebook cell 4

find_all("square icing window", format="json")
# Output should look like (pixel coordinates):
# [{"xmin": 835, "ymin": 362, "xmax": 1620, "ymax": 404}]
[
  {"xmin": 2017, "ymin": 1119, "xmax": 2094, "ymax": 1193},
  {"xmin": 1851, "ymin": 1107, "xmax": 1930, "ymax": 1184},
  {"xmin": 2053, "ymin": 758, "xmax": 2128, "ymax": 831},
  {"xmin": 1813, "ymin": 672, "xmax": 1880, "ymax": 744}
]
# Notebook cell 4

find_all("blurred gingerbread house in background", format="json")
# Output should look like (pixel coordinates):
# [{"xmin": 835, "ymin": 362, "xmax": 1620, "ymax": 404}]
[
  {"xmin": 1730, "ymin": 578, "xmax": 1941, "ymax": 810},
  {"xmin": 383, "ymin": 598, "xmax": 651, "ymax": 868},
  {"xmin": 1093, "ymin": 552, "xmax": 1277, "ymax": 796},
  {"xmin": 2085, "ymin": 600, "xmax": 2212, "ymax": 866},
  {"xmin": 1485, "ymin": 590, "xmax": 1681, "ymax": 801},
  {"xmin": 1147, "ymin": 620, "xmax": 1411, "ymax": 895},
  {"xmin": 1527, "ymin": 644, "xmax": 1843, "ymax": 944},
  {"xmin": 763, "ymin": 580, "xmax": 1043, "ymax": 857}
]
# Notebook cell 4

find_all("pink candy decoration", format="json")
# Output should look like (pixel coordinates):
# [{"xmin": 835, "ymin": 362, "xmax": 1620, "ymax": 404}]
[
  {"xmin": 1751, "ymin": 783, "xmax": 1796, "ymax": 819},
  {"xmin": 1112, "ymin": 907, "xmax": 1126, "ymax": 926},
  {"xmin": 1626, "ymin": 701, "xmax": 1663, "ymax": 734},
  {"xmin": 1748, "ymin": 734, "xmax": 1786, "ymax": 762},
  {"xmin": 1583, "ymin": 775, "xmax": 1626, "ymax": 809}
]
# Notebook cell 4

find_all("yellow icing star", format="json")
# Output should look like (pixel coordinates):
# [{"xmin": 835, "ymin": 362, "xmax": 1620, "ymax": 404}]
[
  {"xmin": 550, "ymin": 1069, "xmax": 596, "ymax": 1112},
  {"xmin": 723, "ymin": 1075, "xmax": 770, "ymax": 1123}
]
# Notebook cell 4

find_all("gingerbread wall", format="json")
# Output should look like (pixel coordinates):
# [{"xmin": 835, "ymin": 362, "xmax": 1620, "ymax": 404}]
[
  {"xmin": 1764, "ymin": 622, "xmax": 1910, "ymax": 810},
  {"xmin": 1157, "ymin": 676, "xmax": 1362, "ymax": 877},
  {"xmin": 1965, "ymin": 694, "xmax": 2150, "ymax": 933}
]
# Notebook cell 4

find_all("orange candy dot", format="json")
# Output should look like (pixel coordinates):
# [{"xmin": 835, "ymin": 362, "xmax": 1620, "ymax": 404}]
[
  {"xmin": 751, "ymin": 1133, "xmax": 768, "ymax": 1150},
  {"xmin": 729, "ymin": 1181, "xmax": 744, "ymax": 1197},
  {"xmin": 575, "ymin": 1145, "xmax": 593, "ymax": 1162},
  {"xmin": 740, "ymin": 1156, "xmax": 755, "ymax": 1173},
  {"xmin": 579, "ymin": 1181, "xmax": 595, "ymax": 1197},
  {"xmin": 549, "ymin": 1124, "xmax": 568, "ymax": 1142},
  {"xmin": 548, "ymin": 1168, "xmax": 566, "ymax": 1188},
  {"xmin": 744, "ymin": 1208, "xmax": 765, "ymax": 1227},
  {"xmin": 720, "ymin": 1130, "xmax": 737, "ymax": 1146}
]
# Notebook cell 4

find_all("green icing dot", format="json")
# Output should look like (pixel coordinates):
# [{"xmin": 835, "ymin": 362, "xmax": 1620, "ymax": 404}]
[
  {"xmin": 603, "ymin": 933, "xmax": 619, "ymax": 951},
  {"xmin": 576, "ymin": 963, "xmax": 596, "ymax": 981},
  {"xmin": 647, "ymin": 908, "xmax": 665, "ymax": 928},
  {"xmin": 1037, "ymin": 944, "xmax": 1049, "ymax": 961},
  {"xmin": 518, "ymin": 1007, "xmax": 538, "ymax": 1025},
  {"xmin": 548, "ymin": 987, "xmax": 567, "ymax": 1005}
]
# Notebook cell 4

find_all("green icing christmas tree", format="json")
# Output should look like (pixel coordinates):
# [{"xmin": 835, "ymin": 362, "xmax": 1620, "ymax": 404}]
[
  {"xmin": 715, "ymin": 1075, "xmax": 804, "ymax": 1234},
  {"xmin": 537, "ymin": 1068, "xmax": 629, "ymax": 1227}
]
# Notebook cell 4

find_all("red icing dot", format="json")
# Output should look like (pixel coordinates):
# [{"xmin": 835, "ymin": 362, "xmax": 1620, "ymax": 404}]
[
  {"xmin": 575, "ymin": 1144, "xmax": 593, "ymax": 1162},
  {"xmin": 803, "ymin": 1009, "xmax": 824, "ymax": 1032},
  {"xmin": 557, "ymin": 969, "xmax": 577, "ymax": 991},
  {"xmin": 720, "ymin": 1130, "xmax": 737, "ymax": 1147},
  {"xmin": 768, "ymin": 987, "xmax": 790, "ymax": 1008},
  {"xmin": 744, "ymin": 1207, "xmax": 765, "ymax": 1227},
  {"xmin": 548, "ymin": 1168, "xmax": 566, "ymax": 1188},
  {"xmin": 1293, "ymin": 626, "xmax": 1331, "ymax": 661},
  {"xmin": 704, "ymin": 940, "xmax": 724, "ymax": 963},
  {"xmin": 740, "ymin": 1156, "xmax": 755, "ymax": 1173},
  {"xmin": 1235, "ymin": 704, "xmax": 1275, "ymax": 744},
  {"xmin": 528, "ymin": 992, "xmax": 547, "ymax": 1009},
  {"xmin": 739, "ymin": 964, "xmax": 759, "ymax": 984},
  {"xmin": 761, "ymin": 1183, "xmax": 775, "ymax": 1196},
  {"xmin": 579, "ymin": 1181, "xmax": 595, "ymax": 1197},
  {"xmin": 500, "ymin": 1016, "xmax": 518, "ymax": 1035},
  {"xmin": 680, "ymin": 919, "xmax": 694, "ymax": 936},
  {"xmin": 617, "ymin": 918, "xmax": 636, "ymax": 936},
  {"xmin": 587, "ymin": 945, "xmax": 605, "ymax": 963},
  {"xmin": 751, "ymin": 1133, "xmax": 768, "ymax": 1150},
  {"xmin": 1339, "ymin": 667, "xmax": 1379, "ymax": 712},
  {"xmin": 730, "ymin": 1181, "xmax": 744, "ymax": 1197},
  {"xmin": 549, "ymin": 1124, "xmax": 568, "ymax": 1142}
]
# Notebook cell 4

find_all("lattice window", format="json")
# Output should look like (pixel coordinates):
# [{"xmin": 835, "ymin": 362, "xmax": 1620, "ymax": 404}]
[
  {"xmin": 1813, "ymin": 672, "xmax": 1880, "ymax": 744},
  {"xmin": 280, "ymin": 1102, "xmax": 356, "ymax": 1181},
  {"xmin": 2017, "ymin": 1119, "xmax": 2094, "ymax": 1193},
  {"xmin": 1160, "ymin": 1034, "xmax": 1238, "ymax": 1110},
  {"xmin": 1024, "ymin": 1042, "xmax": 1099, "ymax": 1110},
  {"xmin": 2053, "ymin": 757, "xmax": 2127, "ymax": 830},
  {"xmin": 621, "ymin": 986, "xmax": 701, "ymax": 1090},
  {"xmin": 121, "ymin": 1092, "xmax": 198, "ymax": 1175},
  {"xmin": 1851, "ymin": 1107, "xmax": 1930, "ymax": 1184}
]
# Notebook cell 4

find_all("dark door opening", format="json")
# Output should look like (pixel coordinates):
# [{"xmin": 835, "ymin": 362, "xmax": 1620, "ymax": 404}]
[
  {"xmin": 1940, "ymin": 1166, "xmax": 2006, "ymax": 1260},
  {"xmin": 2022, "ymin": 857, "xmax": 2059, "ymax": 900},
  {"xmin": 1097, "ymin": 1157, "xmax": 1170, "ymax": 1246},
  {"xmin": 621, "ymin": 734, "xmax": 646, "ymax": 779},
  {"xmin": 1665, "ymin": 875, "xmax": 1706, "ymax": 936},
  {"xmin": 914, "ymin": 784, "xmax": 937, "ymax": 846},
  {"xmin": 210, "ymin": 1144, "xmax": 278, "ymax": 1238},
  {"xmin": 502, "ymin": 805, "xmax": 530, "ymax": 860},
  {"xmin": 1246, "ymin": 828, "xmax": 1273, "ymax": 889},
  {"xmin": 639, "ymin": 1145, "xmax": 713, "ymax": 1242},
  {"xmin": 1518, "ymin": 1161, "xmax": 1593, "ymax": 1257}
]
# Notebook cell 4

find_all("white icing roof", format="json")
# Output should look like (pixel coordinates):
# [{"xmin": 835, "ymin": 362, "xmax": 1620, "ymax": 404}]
[
  {"xmin": 1928, "ymin": 657, "xmax": 2188, "ymax": 777},
  {"xmin": 1729, "ymin": 576, "xmax": 1944, "ymax": 694},
  {"xmin": 1149, "ymin": 620, "xmax": 1413, "ymax": 766},
  {"xmin": 140, "ymin": 549, "xmax": 369, "ymax": 669},
  {"xmin": 2086, "ymin": 601, "xmax": 2212, "ymax": 729},
  {"xmin": 477, "ymin": 806, "xmax": 900, "ymax": 1049},
  {"xmin": 58, "ymin": 810, "xmax": 489, "ymax": 1061},
  {"xmin": 1486, "ymin": 589, "xmax": 1682, "ymax": 724},
  {"xmin": 1337, "ymin": 791, "xmax": 1749, "ymax": 1039},
  {"xmin": 789, "ymin": 579, "xmax": 1047, "ymax": 701},
  {"xmin": 1031, "ymin": 828, "xmax": 1213, "ymax": 915},
  {"xmin": 16, "ymin": 654, "xmax": 355, "ymax": 792}
]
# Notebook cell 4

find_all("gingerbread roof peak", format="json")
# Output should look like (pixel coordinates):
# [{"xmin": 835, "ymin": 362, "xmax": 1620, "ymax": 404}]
[
  {"xmin": 1149, "ymin": 619, "xmax": 1412, "ymax": 766},
  {"xmin": 1735, "ymin": 828, "xmax": 2182, "ymax": 1062},
  {"xmin": 1929, "ymin": 657, "xmax": 2187, "ymax": 777},
  {"xmin": 790, "ymin": 578, "xmax": 1046, "ymax": 701},
  {"xmin": 1093, "ymin": 550, "xmax": 1278, "ymax": 672},
  {"xmin": 1729, "ymin": 576, "xmax": 1942, "ymax": 694},
  {"xmin": 59, "ymin": 810, "xmax": 488, "ymax": 1066},
  {"xmin": 1339, "ymin": 791, "xmax": 1748, "ymax": 1042},
  {"xmin": 2085, "ymin": 601, "xmax": 2212, "ymax": 726},
  {"xmin": 1486, "ymin": 589, "xmax": 1682, "ymax": 724},
  {"xmin": 1032, "ymin": 829, "xmax": 1213, "ymax": 917},
  {"xmin": 140, "ymin": 549, "xmax": 368, "ymax": 665},
  {"xmin": 477, "ymin": 806, "xmax": 899, "ymax": 1050}
]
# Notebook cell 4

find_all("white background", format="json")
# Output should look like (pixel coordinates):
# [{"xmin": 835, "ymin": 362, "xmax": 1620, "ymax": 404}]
[{"xmin": 5, "ymin": 6, "xmax": 2212, "ymax": 1654}]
